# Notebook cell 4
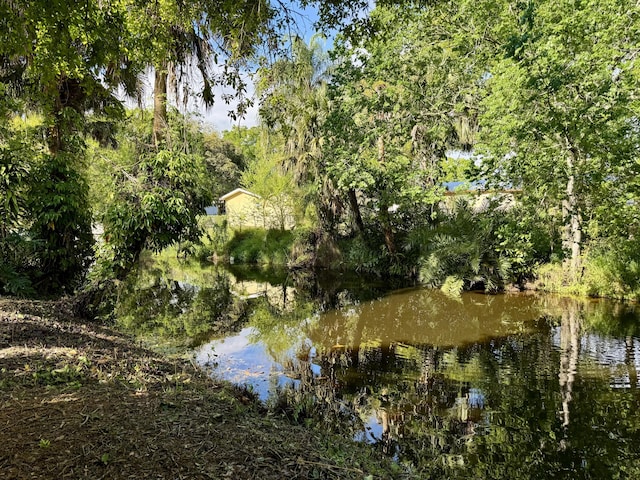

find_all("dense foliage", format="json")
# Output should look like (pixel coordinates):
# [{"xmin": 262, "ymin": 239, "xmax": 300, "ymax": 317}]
[
  {"xmin": 1, "ymin": 0, "xmax": 638, "ymax": 299},
  {"xmin": 247, "ymin": 0, "xmax": 640, "ymax": 297},
  {"xmin": 0, "ymin": 0, "xmax": 346, "ymax": 294}
]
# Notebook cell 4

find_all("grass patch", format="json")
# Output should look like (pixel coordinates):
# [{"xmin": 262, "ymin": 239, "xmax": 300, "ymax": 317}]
[{"xmin": 226, "ymin": 228, "xmax": 294, "ymax": 265}]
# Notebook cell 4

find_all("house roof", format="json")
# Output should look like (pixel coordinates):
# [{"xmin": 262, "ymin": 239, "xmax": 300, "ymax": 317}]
[{"xmin": 219, "ymin": 188, "xmax": 260, "ymax": 202}]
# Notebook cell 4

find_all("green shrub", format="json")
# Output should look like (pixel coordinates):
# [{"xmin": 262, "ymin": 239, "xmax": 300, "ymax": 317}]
[
  {"xmin": 417, "ymin": 200, "xmax": 554, "ymax": 292},
  {"xmin": 418, "ymin": 202, "xmax": 511, "ymax": 292},
  {"xmin": 0, "ymin": 233, "xmax": 38, "ymax": 296},
  {"xmin": 583, "ymin": 239, "xmax": 640, "ymax": 300},
  {"xmin": 535, "ymin": 262, "xmax": 584, "ymax": 296},
  {"xmin": 338, "ymin": 233, "xmax": 386, "ymax": 274},
  {"xmin": 441, "ymin": 275, "xmax": 465, "ymax": 297},
  {"xmin": 0, "ymin": 262, "xmax": 34, "ymax": 296},
  {"xmin": 535, "ymin": 238, "xmax": 640, "ymax": 301},
  {"xmin": 226, "ymin": 228, "xmax": 264, "ymax": 263},
  {"xmin": 28, "ymin": 152, "xmax": 95, "ymax": 293},
  {"xmin": 1, "ymin": 131, "xmax": 94, "ymax": 294},
  {"xmin": 225, "ymin": 228, "xmax": 294, "ymax": 266},
  {"xmin": 194, "ymin": 216, "xmax": 228, "ymax": 261}
]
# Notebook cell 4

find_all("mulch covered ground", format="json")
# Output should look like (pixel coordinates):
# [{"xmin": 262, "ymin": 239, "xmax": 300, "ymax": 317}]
[{"xmin": 0, "ymin": 299, "xmax": 401, "ymax": 479}]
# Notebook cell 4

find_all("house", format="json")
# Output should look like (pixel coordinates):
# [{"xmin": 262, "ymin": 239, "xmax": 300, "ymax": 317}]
[
  {"xmin": 219, "ymin": 188, "xmax": 296, "ymax": 230},
  {"xmin": 442, "ymin": 181, "xmax": 521, "ymax": 213}
]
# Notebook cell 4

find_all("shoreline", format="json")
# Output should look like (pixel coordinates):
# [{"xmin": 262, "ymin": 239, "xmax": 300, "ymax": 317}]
[{"xmin": 0, "ymin": 298, "xmax": 403, "ymax": 479}]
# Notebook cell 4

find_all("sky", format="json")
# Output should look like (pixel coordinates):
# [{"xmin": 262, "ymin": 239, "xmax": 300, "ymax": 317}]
[{"xmin": 201, "ymin": 78, "xmax": 260, "ymax": 132}]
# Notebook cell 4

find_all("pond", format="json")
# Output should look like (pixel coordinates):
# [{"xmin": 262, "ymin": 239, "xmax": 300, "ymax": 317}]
[{"xmin": 122, "ymin": 259, "xmax": 640, "ymax": 478}]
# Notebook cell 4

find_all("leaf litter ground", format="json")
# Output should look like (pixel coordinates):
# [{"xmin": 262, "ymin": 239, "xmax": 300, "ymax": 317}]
[{"xmin": 0, "ymin": 298, "xmax": 402, "ymax": 479}]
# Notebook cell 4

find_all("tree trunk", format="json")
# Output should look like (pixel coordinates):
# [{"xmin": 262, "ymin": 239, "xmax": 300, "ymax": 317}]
[
  {"xmin": 562, "ymin": 149, "xmax": 582, "ymax": 279},
  {"xmin": 47, "ymin": 121, "xmax": 62, "ymax": 155},
  {"xmin": 558, "ymin": 300, "xmax": 580, "ymax": 452},
  {"xmin": 47, "ymin": 88, "xmax": 64, "ymax": 155},
  {"xmin": 377, "ymin": 136, "xmax": 397, "ymax": 255},
  {"xmin": 626, "ymin": 336, "xmax": 637, "ymax": 390},
  {"xmin": 153, "ymin": 62, "xmax": 168, "ymax": 148},
  {"xmin": 347, "ymin": 188, "xmax": 365, "ymax": 234},
  {"xmin": 378, "ymin": 202, "xmax": 397, "ymax": 256}
]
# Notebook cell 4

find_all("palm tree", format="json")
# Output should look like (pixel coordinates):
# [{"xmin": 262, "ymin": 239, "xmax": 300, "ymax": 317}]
[
  {"xmin": 257, "ymin": 34, "xmax": 329, "ymax": 178},
  {"xmin": 139, "ymin": 0, "xmax": 274, "ymax": 148},
  {"xmin": 256, "ymin": 34, "xmax": 343, "ymax": 231}
]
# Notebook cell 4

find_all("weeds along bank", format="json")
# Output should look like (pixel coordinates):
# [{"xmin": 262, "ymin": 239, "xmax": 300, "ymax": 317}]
[{"xmin": 535, "ymin": 239, "xmax": 640, "ymax": 302}]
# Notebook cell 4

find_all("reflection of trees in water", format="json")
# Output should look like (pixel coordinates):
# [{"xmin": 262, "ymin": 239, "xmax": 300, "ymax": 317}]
[
  {"xmin": 626, "ymin": 335, "xmax": 638, "ymax": 390},
  {"xmin": 270, "ymin": 342, "xmax": 483, "ymax": 456},
  {"xmin": 128, "ymin": 259, "xmax": 640, "ymax": 477},
  {"xmin": 268, "ymin": 344, "xmax": 365, "ymax": 437},
  {"xmin": 559, "ymin": 299, "xmax": 580, "ymax": 438},
  {"xmin": 116, "ymin": 267, "xmax": 241, "ymax": 341},
  {"xmin": 264, "ymin": 294, "xmax": 640, "ymax": 478},
  {"xmin": 197, "ymin": 272, "xmax": 640, "ymax": 477},
  {"xmin": 289, "ymin": 269, "xmax": 403, "ymax": 313}
]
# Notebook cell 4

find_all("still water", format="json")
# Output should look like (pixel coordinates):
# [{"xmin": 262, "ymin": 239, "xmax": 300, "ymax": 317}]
[{"xmin": 124, "ymin": 261, "xmax": 640, "ymax": 478}]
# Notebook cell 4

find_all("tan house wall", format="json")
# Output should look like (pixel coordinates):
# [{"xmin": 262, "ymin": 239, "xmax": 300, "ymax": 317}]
[
  {"xmin": 225, "ymin": 192, "xmax": 263, "ymax": 228},
  {"xmin": 222, "ymin": 189, "xmax": 295, "ymax": 230}
]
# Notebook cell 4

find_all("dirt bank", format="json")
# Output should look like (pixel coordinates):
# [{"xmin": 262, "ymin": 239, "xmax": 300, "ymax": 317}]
[{"xmin": 0, "ymin": 298, "xmax": 401, "ymax": 479}]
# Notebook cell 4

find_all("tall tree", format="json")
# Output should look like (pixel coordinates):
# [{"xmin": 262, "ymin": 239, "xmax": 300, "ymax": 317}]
[
  {"xmin": 325, "ymin": 3, "xmax": 485, "ymax": 255},
  {"xmin": 0, "ymin": 0, "xmax": 139, "ymax": 291},
  {"xmin": 478, "ymin": 0, "xmax": 640, "ymax": 278},
  {"xmin": 257, "ymin": 34, "xmax": 331, "ymax": 182},
  {"xmin": 129, "ymin": 0, "xmax": 275, "ymax": 148}
]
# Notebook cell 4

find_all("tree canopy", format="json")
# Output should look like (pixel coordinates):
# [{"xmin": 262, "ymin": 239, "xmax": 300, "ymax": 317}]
[{"xmin": 1, "ymin": 0, "xmax": 639, "ymax": 298}]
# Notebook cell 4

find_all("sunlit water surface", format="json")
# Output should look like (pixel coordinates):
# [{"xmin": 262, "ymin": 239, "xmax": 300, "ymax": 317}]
[{"xmin": 124, "ymin": 262, "xmax": 640, "ymax": 478}]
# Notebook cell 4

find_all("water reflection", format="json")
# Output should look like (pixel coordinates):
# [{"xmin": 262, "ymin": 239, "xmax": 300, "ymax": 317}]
[
  {"xmin": 119, "ymin": 259, "xmax": 640, "ymax": 477},
  {"xmin": 116, "ymin": 263, "xmax": 238, "ymax": 342},
  {"xmin": 195, "ymin": 285, "xmax": 640, "ymax": 478}
]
